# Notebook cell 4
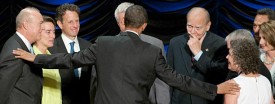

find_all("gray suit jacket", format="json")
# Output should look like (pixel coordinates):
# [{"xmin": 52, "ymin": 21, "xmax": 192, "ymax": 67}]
[
  {"xmin": 0, "ymin": 34, "xmax": 43, "ymax": 104},
  {"xmin": 139, "ymin": 34, "xmax": 170, "ymax": 104},
  {"xmin": 34, "ymin": 32, "xmax": 217, "ymax": 104}
]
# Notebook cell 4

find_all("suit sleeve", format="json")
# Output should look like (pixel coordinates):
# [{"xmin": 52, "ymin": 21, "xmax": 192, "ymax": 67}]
[
  {"xmin": 194, "ymin": 42, "xmax": 228, "ymax": 74},
  {"xmin": 149, "ymin": 40, "xmax": 170, "ymax": 104},
  {"xmin": 155, "ymin": 49, "xmax": 217, "ymax": 101},
  {"xmin": 0, "ymin": 48, "xmax": 24, "ymax": 103},
  {"xmin": 34, "ymin": 44, "xmax": 97, "ymax": 69}
]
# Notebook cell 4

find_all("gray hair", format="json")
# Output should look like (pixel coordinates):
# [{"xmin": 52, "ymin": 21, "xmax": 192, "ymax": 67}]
[
  {"xmin": 114, "ymin": 2, "xmax": 134, "ymax": 22},
  {"xmin": 225, "ymin": 29, "xmax": 255, "ymax": 43},
  {"xmin": 16, "ymin": 7, "xmax": 40, "ymax": 29}
]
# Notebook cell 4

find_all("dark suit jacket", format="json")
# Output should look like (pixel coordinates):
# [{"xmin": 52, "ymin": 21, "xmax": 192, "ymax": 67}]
[
  {"xmin": 0, "ymin": 34, "xmax": 43, "ymax": 104},
  {"xmin": 34, "ymin": 32, "xmax": 217, "ymax": 104},
  {"xmin": 167, "ymin": 32, "xmax": 228, "ymax": 104},
  {"xmin": 48, "ymin": 36, "xmax": 94, "ymax": 104}
]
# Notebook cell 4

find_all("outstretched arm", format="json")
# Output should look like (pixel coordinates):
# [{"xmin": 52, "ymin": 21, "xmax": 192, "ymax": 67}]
[
  {"xmin": 156, "ymin": 49, "xmax": 239, "ymax": 100},
  {"xmin": 13, "ymin": 44, "xmax": 97, "ymax": 69}
]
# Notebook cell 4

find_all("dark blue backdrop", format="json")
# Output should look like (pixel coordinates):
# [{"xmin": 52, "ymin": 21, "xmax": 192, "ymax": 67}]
[{"xmin": 1, "ymin": 0, "xmax": 275, "ymax": 52}]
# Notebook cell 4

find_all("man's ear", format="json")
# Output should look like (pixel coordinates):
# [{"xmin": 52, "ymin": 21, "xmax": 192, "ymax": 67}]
[
  {"xmin": 57, "ymin": 20, "xmax": 63, "ymax": 29},
  {"xmin": 206, "ymin": 21, "xmax": 211, "ymax": 31},
  {"xmin": 142, "ymin": 23, "xmax": 147, "ymax": 31},
  {"xmin": 22, "ymin": 21, "xmax": 29, "ymax": 30}
]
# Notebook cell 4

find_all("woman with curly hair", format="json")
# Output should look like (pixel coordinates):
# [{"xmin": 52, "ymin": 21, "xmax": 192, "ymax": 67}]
[{"xmin": 224, "ymin": 30, "xmax": 273, "ymax": 104}]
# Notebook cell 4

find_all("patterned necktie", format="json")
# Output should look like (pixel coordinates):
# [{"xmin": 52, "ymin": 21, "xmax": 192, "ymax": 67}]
[
  {"xmin": 29, "ymin": 47, "xmax": 34, "ymax": 54},
  {"xmin": 69, "ymin": 42, "xmax": 79, "ymax": 78}
]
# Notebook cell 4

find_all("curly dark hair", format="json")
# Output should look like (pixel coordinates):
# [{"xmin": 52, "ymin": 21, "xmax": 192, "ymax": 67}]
[
  {"xmin": 55, "ymin": 3, "xmax": 80, "ymax": 22},
  {"xmin": 230, "ymin": 39, "xmax": 260, "ymax": 74}
]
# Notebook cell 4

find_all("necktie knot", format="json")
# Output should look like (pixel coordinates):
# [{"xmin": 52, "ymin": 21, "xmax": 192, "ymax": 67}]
[{"xmin": 69, "ymin": 42, "xmax": 75, "ymax": 53}]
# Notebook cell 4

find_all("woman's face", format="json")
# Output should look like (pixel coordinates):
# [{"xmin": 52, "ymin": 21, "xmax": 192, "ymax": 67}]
[
  {"xmin": 226, "ymin": 41, "xmax": 239, "ymax": 72},
  {"xmin": 259, "ymin": 31, "xmax": 274, "ymax": 51},
  {"xmin": 37, "ymin": 22, "xmax": 55, "ymax": 48}
]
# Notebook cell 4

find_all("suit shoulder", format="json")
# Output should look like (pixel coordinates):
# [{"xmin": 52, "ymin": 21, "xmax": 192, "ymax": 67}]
[
  {"xmin": 208, "ymin": 32, "xmax": 225, "ymax": 41},
  {"xmin": 169, "ymin": 34, "xmax": 186, "ymax": 44},
  {"xmin": 1, "ymin": 36, "xmax": 21, "ymax": 51},
  {"xmin": 140, "ymin": 34, "xmax": 164, "ymax": 47},
  {"xmin": 0, "ymin": 36, "xmax": 21, "ymax": 59},
  {"xmin": 78, "ymin": 37, "xmax": 92, "ymax": 45},
  {"xmin": 140, "ymin": 34, "xmax": 162, "ymax": 42}
]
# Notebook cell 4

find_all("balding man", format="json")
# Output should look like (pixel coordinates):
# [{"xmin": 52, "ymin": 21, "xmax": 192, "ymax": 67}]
[
  {"xmin": 0, "ymin": 7, "xmax": 43, "ymax": 104},
  {"xmin": 167, "ymin": 7, "xmax": 228, "ymax": 104}
]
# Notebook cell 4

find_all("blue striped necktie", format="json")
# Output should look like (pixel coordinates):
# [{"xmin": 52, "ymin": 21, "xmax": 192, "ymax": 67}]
[{"xmin": 69, "ymin": 42, "xmax": 79, "ymax": 78}]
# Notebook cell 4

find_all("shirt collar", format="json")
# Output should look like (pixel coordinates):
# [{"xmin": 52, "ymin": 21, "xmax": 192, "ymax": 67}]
[
  {"xmin": 125, "ymin": 30, "xmax": 139, "ymax": 36},
  {"xmin": 61, "ymin": 33, "xmax": 79, "ymax": 46},
  {"xmin": 16, "ymin": 31, "xmax": 32, "ymax": 51}
]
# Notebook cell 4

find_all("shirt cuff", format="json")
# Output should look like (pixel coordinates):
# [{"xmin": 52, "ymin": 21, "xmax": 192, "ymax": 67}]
[{"xmin": 194, "ymin": 51, "xmax": 203, "ymax": 61}]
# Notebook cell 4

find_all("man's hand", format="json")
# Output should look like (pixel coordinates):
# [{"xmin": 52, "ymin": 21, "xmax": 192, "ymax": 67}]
[
  {"xmin": 13, "ymin": 48, "xmax": 36, "ymax": 62},
  {"xmin": 217, "ymin": 80, "xmax": 240, "ymax": 94},
  {"xmin": 187, "ymin": 34, "xmax": 201, "ymax": 55}
]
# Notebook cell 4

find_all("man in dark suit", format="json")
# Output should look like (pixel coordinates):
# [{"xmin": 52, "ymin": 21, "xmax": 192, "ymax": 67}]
[
  {"xmin": 114, "ymin": 2, "xmax": 170, "ymax": 104},
  {"xmin": 13, "ymin": 5, "xmax": 239, "ymax": 104},
  {"xmin": 48, "ymin": 3, "xmax": 94, "ymax": 104},
  {"xmin": 167, "ymin": 7, "xmax": 229, "ymax": 104},
  {"xmin": 0, "ymin": 7, "xmax": 43, "ymax": 104}
]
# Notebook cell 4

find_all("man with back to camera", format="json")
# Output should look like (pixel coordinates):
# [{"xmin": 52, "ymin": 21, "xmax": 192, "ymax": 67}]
[
  {"xmin": 114, "ymin": 2, "xmax": 170, "ymax": 104},
  {"xmin": 13, "ymin": 5, "xmax": 240, "ymax": 104}
]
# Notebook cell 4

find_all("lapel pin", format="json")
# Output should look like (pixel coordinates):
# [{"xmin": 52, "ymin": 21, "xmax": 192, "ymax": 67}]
[{"xmin": 205, "ymin": 48, "xmax": 209, "ymax": 52}]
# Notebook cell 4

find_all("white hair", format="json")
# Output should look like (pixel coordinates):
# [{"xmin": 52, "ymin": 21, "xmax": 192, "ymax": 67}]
[
  {"xmin": 225, "ymin": 29, "xmax": 255, "ymax": 43},
  {"xmin": 16, "ymin": 7, "xmax": 40, "ymax": 29},
  {"xmin": 114, "ymin": 2, "xmax": 134, "ymax": 22}
]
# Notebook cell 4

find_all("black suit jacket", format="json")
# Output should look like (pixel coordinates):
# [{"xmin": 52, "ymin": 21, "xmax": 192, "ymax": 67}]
[
  {"xmin": 48, "ymin": 36, "xmax": 94, "ymax": 104},
  {"xmin": 167, "ymin": 32, "xmax": 228, "ymax": 104},
  {"xmin": 34, "ymin": 32, "xmax": 217, "ymax": 104},
  {"xmin": 0, "ymin": 34, "xmax": 42, "ymax": 104}
]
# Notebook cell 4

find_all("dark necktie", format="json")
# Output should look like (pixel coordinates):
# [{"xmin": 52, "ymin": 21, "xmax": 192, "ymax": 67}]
[{"xmin": 69, "ymin": 42, "xmax": 79, "ymax": 78}]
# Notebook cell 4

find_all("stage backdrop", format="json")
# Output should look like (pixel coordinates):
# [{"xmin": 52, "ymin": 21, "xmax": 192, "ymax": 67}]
[{"xmin": 0, "ymin": 0, "xmax": 275, "ymax": 52}]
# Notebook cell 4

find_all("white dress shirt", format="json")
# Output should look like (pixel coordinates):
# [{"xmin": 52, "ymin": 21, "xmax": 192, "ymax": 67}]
[
  {"xmin": 16, "ymin": 32, "xmax": 33, "ymax": 53},
  {"xmin": 61, "ymin": 33, "xmax": 81, "ymax": 77}
]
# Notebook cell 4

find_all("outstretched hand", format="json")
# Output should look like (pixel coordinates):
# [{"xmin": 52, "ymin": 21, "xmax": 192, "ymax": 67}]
[
  {"xmin": 217, "ymin": 80, "xmax": 240, "ymax": 94},
  {"xmin": 13, "ymin": 48, "xmax": 35, "ymax": 62}
]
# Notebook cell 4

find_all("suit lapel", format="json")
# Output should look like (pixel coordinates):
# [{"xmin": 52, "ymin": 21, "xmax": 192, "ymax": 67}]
[
  {"xmin": 179, "ymin": 35, "xmax": 193, "ymax": 75},
  {"xmin": 201, "ymin": 32, "xmax": 211, "ymax": 53},
  {"xmin": 56, "ymin": 36, "xmax": 68, "ymax": 53},
  {"xmin": 13, "ymin": 34, "xmax": 30, "ymax": 52}
]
